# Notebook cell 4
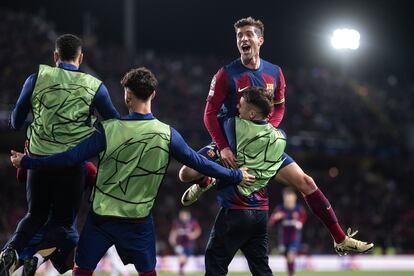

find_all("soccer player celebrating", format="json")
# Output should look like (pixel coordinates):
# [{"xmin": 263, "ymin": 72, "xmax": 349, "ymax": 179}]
[
  {"xmin": 10, "ymin": 67, "xmax": 255, "ymax": 276},
  {"xmin": 182, "ymin": 16, "xmax": 373, "ymax": 256},
  {"xmin": 181, "ymin": 87, "xmax": 288, "ymax": 275},
  {"xmin": 14, "ymin": 162, "xmax": 97, "ymax": 276},
  {"xmin": 169, "ymin": 209, "xmax": 201, "ymax": 276},
  {"xmin": 269, "ymin": 187, "xmax": 307, "ymax": 276},
  {"xmin": 0, "ymin": 34, "xmax": 119, "ymax": 276}
]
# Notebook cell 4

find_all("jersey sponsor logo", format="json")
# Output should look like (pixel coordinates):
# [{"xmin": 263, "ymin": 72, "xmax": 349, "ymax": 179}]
[
  {"xmin": 208, "ymin": 75, "xmax": 217, "ymax": 96},
  {"xmin": 237, "ymin": 86, "xmax": 249, "ymax": 92},
  {"xmin": 266, "ymin": 83, "xmax": 274, "ymax": 92}
]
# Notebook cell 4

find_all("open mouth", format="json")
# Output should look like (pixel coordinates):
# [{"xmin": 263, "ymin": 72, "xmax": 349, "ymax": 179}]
[{"xmin": 241, "ymin": 45, "xmax": 251, "ymax": 53}]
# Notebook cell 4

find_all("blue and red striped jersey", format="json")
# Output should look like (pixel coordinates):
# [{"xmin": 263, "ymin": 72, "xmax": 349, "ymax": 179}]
[
  {"xmin": 172, "ymin": 218, "xmax": 200, "ymax": 248},
  {"xmin": 205, "ymin": 58, "xmax": 286, "ymax": 151},
  {"xmin": 270, "ymin": 203, "xmax": 307, "ymax": 244}
]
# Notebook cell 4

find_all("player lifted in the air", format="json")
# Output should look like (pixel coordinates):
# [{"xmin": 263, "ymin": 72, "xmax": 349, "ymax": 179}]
[{"xmin": 180, "ymin": 16, "xmax": 373, "ymax": 256}]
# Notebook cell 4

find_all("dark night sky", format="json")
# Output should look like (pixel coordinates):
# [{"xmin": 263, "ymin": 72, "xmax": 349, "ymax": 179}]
[{"xmin": 2, "ymin": 0, "xmax": 413, "ymax": 77}]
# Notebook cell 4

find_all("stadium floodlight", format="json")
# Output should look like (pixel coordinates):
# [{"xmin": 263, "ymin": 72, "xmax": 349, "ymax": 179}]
[{"xmin": 331, "ymin": 28, "xmax": 360, "ymax": 50}]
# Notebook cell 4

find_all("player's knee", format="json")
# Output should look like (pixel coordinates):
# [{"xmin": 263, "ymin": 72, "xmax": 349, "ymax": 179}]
[
  {"xmin": 293, "ymin": 173, "xmax": 317, "ymax": 195},
  {"xmin": 179, "ymin": 166, "xmax": 201, "ymax": 182},
  {"xmin": 301, "ymin": 174, "xmax": 318, "ymax": 194},
  {"xmin": 287, "ymin": 252, "xmax": 296, "ymax": 262}
]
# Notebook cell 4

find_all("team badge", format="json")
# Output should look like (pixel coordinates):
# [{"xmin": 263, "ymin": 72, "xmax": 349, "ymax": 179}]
[
  {"xmin": 266, "ymin": 83, "xmax": 274, "ymax": 92},
  {"xmin": 207, "ymin": 149, "xmax": 216, "ymax": 158}
]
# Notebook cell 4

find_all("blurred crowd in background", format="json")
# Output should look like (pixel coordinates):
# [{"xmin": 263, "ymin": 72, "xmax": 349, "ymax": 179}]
[{"xmin": 1, "ymin": 10, "xmax": 413, "ymax": 256}]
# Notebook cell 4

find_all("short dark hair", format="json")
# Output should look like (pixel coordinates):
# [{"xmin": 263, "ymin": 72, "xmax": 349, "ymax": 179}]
[
  {"xmin": 120, "ymin": 67, "xmax": 158, "ymax": 100},
  {"xmin": 234, "ymin": 17, "xmax": 264, "ymax": 37},
  {"xmin": 55, "ymin": 34, "xmax": 82, "ymax": 61},
  {"xmin": 242, "ymin": 87, "xmax": 273, "ymax": 117}
]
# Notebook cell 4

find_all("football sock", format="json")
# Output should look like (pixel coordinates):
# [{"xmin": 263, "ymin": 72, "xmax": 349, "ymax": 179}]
[
  {"xmin": 304, "ymin": 189, "xmax": 346, "ymax": 243},
  {"xmin": 197, "ymin": 176, "xmax": 211, "ymax": 188},
  {"xmin": 139, "ymin": 269, "xmax": 157, "ymax": 276},
  {"xmin": 287, "ymin": 261, "xmax": 294, "ymax": 276},
  {"xmin": 72, "ymin": 266, "xmax": 93, "ymax": 276}
]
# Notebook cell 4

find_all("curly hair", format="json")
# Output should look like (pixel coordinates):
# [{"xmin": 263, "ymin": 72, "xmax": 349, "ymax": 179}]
[
  {"xmin": 242, "ymin": 87, "xmax": 273, "ymax": 117},
  {"xmin": 120, "ymin": 67, "xmax": 158, "ymax": 100}
]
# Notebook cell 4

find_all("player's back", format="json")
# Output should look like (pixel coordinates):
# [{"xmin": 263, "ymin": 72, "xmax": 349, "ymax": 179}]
[{"xmin": 216, "ymin": 117, "xmax": 286, "ymax": 210}]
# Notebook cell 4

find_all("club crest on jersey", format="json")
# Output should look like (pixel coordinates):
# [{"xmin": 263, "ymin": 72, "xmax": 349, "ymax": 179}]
[
  {"xmin": 207, "ymin": 149, "xmax": 216, "ymax": 158},
  {"xmin": 266, "ymin": 83, "xmax": 274, "ymax": 92}
]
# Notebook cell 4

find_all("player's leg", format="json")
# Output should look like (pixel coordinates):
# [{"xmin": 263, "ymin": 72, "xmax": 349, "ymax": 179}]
[
  {"xmin": 43, "ymin": 225, "xmax": 78, "ymax": 275},
  {"xmin": 275, "ymin": 157, "xmax": 345, "ymax": 242},
  {"xmin": 286, "ymin": 251, "xmax": 296, "ymax": 276},
  {"xmin": 1, "ymin": 170, "xmax": 52, "ymax": 276},
  {"xmin": 72, "ymin": 214, "xmax": 113, "ymax": 276},
  {"xmin": 180, "ymin": 142, "xmax": 220, "ymax": 182},
  {"xmin": 285, "ymin": 240, "xmax": 300, "ymax": 276},
  {"xmin": 239, "ymin": 210, "xmax": 273, "ymax": 276},
  {"xmin": 205, "ymin": 209, "xmax": 250, "ymax": 276},
  {"xmin": 48, "ymin": 165, "xmax": 84, "ymax": 229},
  {"xmin": 180, "ymin": 143, "xmax": 219, "ymax": 206},
  {"xmin": 177, "ymin": 253, "xmax": 187, "ymax": 276},
  {"xmin": 112, "ymin": 216, "xmax": 156, "ymax": 276},
  {"xmin": 275, "ymin": 153, "xmax": 373, "ymax": 254},
  {"xmin": 20, "ymin": 229, "xmax": 58, "ymax": 276}
]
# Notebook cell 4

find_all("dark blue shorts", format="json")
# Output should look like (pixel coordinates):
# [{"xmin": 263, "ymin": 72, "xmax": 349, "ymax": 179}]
[
  {"xmin": 198, "ymin": 142, "xmax": 295, "ymax": 170},
  {"xmin": 286, "ymin": 239, "xmax": 301, "ymax": 252},
  {"xmin": 75, "ymin": 212, "xmax": 156, "ymax": 273},
  {"xmin": 19, "ymin": 225, "xmax": 78, "ymax": 273},
  {"xmin": 174, "ymin": 245, "xmax": 194, "ymax": 257}
]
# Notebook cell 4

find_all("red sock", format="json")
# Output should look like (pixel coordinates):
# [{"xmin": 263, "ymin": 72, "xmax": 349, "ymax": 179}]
[
  {"xmin": 139, "ymin": 269, "xmax": 157, "ymax": 276},
  {"xmin": 287, "ymin": 261, "xmax": 295, "ymax": 276},
  {"xmin": 72, "ymin": 267, "xmax": 93, "ymax": 276},
  {"xmin": 197, "ymin": 176, "xmax": 212, "ymax": 188},
  {"xmin": 304, "ymin": 189, "xmax": 346, "ymax": 243}
]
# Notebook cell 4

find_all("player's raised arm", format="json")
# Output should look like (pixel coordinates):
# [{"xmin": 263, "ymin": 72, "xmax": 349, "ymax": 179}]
[{"xmin": 170, "ymin": 127, "xmax": 254, "ymax": 185}]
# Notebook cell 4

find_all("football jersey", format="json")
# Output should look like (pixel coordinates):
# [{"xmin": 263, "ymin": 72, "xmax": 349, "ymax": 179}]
[
  {"xmin": 272, "ymin": 203, "xmax": 307, "ymax": 244},
  {"xmin": 172, "ymin": 218, "xmax": 200, "ymax": 248},
  {"xmin": 205, "ymin": 57, "xmax": 286, "ymax": 151}
]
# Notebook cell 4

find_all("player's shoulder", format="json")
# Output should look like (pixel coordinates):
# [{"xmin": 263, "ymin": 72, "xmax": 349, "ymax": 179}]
[
  {"xmin": 261, "ymin": 59, "xmax": 282, "ymax": 73},
  {"xmin": 223, "ymin": 58, "xmax": 243, "ymax": 72}
]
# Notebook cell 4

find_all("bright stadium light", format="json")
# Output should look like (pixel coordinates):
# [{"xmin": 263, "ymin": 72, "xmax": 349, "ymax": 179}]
[{"xmin": 331, "ymin": 28, "xmax": 360, "ymax": 50}]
